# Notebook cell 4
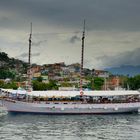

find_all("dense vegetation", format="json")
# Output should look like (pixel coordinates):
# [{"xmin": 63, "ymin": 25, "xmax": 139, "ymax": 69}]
[
  {"xmin": 0, "ymin": 80, "xmax": 18, "ymax": 89},
  {"xmin": 32, "ymin": 77, "xmax": 104, "ymax": 91},
  {"xmin": 123, "ymin": 75, "xmax": 140, "ymax": 90},
  {"xmin": 0, "ymin": 69, "xmax": 16, "ymax": 79},
  {"xmin": 32, "ymin": 80, "xmax": 58, "ymax": 91},
  {"xmin": 0, "ymin": 52, "xmax": 28, "ymax": 80},
  {"xmin": 85, "ymin": 77, "xmax": 104, "ymax": 90}
]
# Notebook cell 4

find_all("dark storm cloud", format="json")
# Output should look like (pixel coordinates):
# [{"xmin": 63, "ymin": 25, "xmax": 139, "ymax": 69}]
[
  {"xmin": 0, "ymin": 0, "xmax": 140, "ymax": 31},
  {"xmin": 97, "ymin": 48, "xmax": 140, "ymax": 68},
  {"xmin": 70, "ymin": 35, "xmax": 80, "ymax": 44},
  {"xmin": 1, "ymin": 0, "xmax": 140, "ymax": 68}
]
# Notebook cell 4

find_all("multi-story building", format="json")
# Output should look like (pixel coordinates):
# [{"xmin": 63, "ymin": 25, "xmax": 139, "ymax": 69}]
[{"xmin": 94, "ymin": 70, "xmax": 109, "ymax": 78}]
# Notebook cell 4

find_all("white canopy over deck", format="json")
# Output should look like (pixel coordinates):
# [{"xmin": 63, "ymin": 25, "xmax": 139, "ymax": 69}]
[
  {"xmin": 1, "ymin": 88, "xmax": 26, "ymax": 95},
  {"xmin": 1, "ymin": 89, "xmax": 140, "ymax": 97},
  {"xmin": 29, "ymin": 90, "xmax": 140, "ymax": 97}
]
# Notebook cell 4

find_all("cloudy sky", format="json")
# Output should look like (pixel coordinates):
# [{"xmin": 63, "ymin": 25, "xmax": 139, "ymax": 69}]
[{"xmin": 0, "ymin": 0, "xmax": 140, "ymax": 69}]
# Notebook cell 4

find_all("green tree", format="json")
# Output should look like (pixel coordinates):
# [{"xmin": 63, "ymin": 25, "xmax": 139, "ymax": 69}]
[
  {"xmin": 32, "ymin": 80, "xmax": 58, "ymax": 91},
  {"xmin": 37, "ymin": 76, "xmax": 43, "ymax": 82},
  {"xmin": 2, "ymin": 82, "xmax": 18, "ymax": 89},
  {"xmin": 94, "ymin": 77, "xmax": 104, "ymax": 90},
  {"xmin": 47, "ymin": 80, "xmax": 58, "ymax": 90},
  {"xmin": 32, "ymin": 81, "xmax": 47, "ymax": 91},
  {"xmin": 0, "ymin": 81, "xmax": 18, "ymax": 89},
  {"xmin": 0, "ymin": 69, "xmax": 16, "ymax": 79},
  {"xmin": 0, "ymin": 52, "xmax": 9, "ymax": 61},
  {"xmin": 61, "ymin": 82, "xmax": 72, "ymax": 87},
  {"xmin": 0, "ymin": 80, "xmax": 4, "ymax": 88},
  {"xmin": 87, "ymin": 77, "xmax": 104, "ymax": 90},
  {"xmin": 125, "ymin": 75, "xmax": 140, "ymax": 90}
]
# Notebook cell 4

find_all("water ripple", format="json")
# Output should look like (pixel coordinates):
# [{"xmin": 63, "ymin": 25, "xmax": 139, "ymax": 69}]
[{"xmin": 0, "ymin": 112, "xmax": 140, "ymax": 140}]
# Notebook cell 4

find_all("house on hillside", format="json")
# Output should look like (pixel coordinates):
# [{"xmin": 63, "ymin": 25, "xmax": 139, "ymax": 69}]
[{"xmin": 94, "ymin": 70, "xmax": 109, "ymax": 78}]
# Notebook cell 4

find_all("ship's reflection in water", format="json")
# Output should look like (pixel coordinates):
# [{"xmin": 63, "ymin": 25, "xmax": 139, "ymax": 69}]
[{"xmin": 0, "ymin": 112, "xmax": 140, "ymax": 140}]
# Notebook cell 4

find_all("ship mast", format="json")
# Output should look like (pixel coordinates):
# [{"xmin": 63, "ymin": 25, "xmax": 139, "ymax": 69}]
[
  {"xmin": 28, "ymin": 23, "xmax": 32, "ymax": 91},
  {"xmin": 80, "ymin": 20, "xmax": 85, "ymax": 95}
]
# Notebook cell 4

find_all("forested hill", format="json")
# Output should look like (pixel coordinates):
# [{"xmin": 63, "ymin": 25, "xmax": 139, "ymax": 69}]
[{"xmin": 0, "ymin": 52, "xmax": 28, "ymax": 79}]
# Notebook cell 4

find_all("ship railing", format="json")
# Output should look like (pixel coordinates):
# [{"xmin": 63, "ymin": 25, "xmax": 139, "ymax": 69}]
[{"xmin": 2, "ymin": 94, "xmax": 140, "ymax": 104}]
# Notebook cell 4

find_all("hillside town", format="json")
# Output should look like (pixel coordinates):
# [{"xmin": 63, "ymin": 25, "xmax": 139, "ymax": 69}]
[
  {"xmin": 19, "ymin": 62, "xmax": 123, "ymax": 91},
  {"xmin": 1, "ymin": 52, "xmax": 140, "ymax": 91}
]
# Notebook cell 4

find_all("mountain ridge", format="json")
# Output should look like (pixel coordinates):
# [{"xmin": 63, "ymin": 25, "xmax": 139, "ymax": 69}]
[{"xmin": 105, "ymin": 65, "xmax": 140, "ymax": 76}]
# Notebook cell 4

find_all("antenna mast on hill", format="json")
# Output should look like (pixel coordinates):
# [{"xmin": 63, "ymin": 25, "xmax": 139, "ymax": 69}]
[
  {"xmin": 80, "ymin": 20, "xmax": 85, "ymax": 95},
  {"xmin": 28, "ymin": 22, "xmax": 32, "ymax": 91}
]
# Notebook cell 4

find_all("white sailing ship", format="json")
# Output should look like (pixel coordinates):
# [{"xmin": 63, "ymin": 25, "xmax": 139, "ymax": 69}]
[
  {"xmin": 1, "ymin": 89, "xmax": 140, "ymax": 114},
  {"xmin": 1, "ymin": 22, "xmax": 140, "ymax": 114}
]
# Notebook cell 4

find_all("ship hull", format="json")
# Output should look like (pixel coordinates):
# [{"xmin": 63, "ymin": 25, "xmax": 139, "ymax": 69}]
[{"xmin": 1, "ymin": 100, "xmax": 140, "ymax": 115}]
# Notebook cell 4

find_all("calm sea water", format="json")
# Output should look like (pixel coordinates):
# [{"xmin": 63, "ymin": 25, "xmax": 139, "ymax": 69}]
[{"xmin": 0, "ymin": 110, "xmax": 140, "ymax": 140}]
